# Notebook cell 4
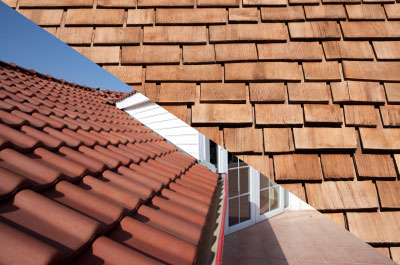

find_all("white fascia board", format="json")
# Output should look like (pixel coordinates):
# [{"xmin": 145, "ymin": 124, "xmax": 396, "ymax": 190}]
[
  {"xmin": 116, "ymin": 92, "xmax": 150, "ymax": 110},
  {"xmin": 117, "ymin": 92, "xmax": 202, "ymax": 160}
]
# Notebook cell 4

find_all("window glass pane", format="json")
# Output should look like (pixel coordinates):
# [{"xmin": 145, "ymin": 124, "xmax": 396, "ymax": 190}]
[
  {"xmin": 238, "ymin": 158, "xmax": 247, "ymax": 167},
  {"xmin": 239, "ymin": 167, "xmax": 249, "ymax": 194},
  {"xmin": 260, "ymin": 189, "xmax": 269, "ymax": 214},
  {"xmin": 239, "ymin": 195, "xmax": 250, "ymax": 222},
  {"xmin": 260, "ymin": 173, "xmax": 270, "ymax": 190},
  {"xmin": 270, "ymin": 186, "xmax": 280, "ymax": 211},
  {"xmin": 228, "ymin": 197, "xmax": 239, "ymax": 226},
  {"xmin": 284, "ymin": 188, "xmax": 289, "ymax": 209},
  {"xmin": 209, "ymin": 140, "xmax": 217, "ymax": 166},
  {"xmin": 228, "ymin": 169, "xmax": 238, "ymax": 197},
  {"xmin": 228, "ymin": 153, "xmax": 238, "ymax": 168}
]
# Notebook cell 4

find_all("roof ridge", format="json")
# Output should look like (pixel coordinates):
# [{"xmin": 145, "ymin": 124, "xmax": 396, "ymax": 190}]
[{"xmin": 0, "ymin": 60, "xmax": 129, "ymax": 105}]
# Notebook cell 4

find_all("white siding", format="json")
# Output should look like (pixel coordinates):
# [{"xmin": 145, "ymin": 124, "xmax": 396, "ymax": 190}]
[{"xmin": 117, "ymin": 93, "xmax": 201, "ymax": 159}]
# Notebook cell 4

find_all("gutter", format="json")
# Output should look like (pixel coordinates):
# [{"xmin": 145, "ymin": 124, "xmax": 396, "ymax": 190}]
[{"xmin": 215, "ymin": 173, "xmax": 227, "ymax": 265}]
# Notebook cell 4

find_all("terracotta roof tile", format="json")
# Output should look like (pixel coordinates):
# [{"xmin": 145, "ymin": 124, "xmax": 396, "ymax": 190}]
[
  {"xmin": 17, "ymin": 0, "xmax": 400, "ymax": 257},
  {"xmin": 0, "ymin": 62, "xmax": 219, "ymax": 264}
]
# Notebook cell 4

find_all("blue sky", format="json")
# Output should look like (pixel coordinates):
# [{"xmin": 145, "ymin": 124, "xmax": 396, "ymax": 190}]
[{"xmin": 0, "ymin": 2, "xmax": 132, "ymax": 92}]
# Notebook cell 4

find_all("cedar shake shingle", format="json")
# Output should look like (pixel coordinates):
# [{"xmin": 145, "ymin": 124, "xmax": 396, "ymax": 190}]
[
  {"xmin": 274, "ymin": 154, "xmax": 322, "ymax": 182},
  {"xmin": 255, "ymin": 104, "xmax": 303, "ymax": 126},
  {"xmin": 209, "ymin": 23, "xmax": 287, "ymax": 43},
  {"xmin": 156, "ymin": 8, "xmax": 227, "ymax": 25},
  {"xmin": 293, "ymin": 127, "xmax": 357, "ymax": 150},
  {"xmin": 225, "ymin": 62, "xmax": 302, "ymax": 81},
  {"xmin": 264, "ymin": 128, "xmax": 294, "ymax": 153},
  {"xmin": 258, "ymin": 42, "xmax": 323, "ymax": 61},
  {"xmin": 200, "ymin": 83, "xmax": 246, "ymax": 103},
  {"xmin": 288, "ymin": 21, "xmax": 341, "ymax": 40}
]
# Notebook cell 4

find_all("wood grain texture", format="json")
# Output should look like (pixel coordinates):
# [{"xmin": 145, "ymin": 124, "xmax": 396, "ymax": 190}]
[
  {"xmin": 306, "ymin": 181, "xmax": 378, "ymax": 211},
  {"xmin": 192, "ymin": 104, "xmax": 253, "ymax": 124},
  {"xmin": 224, "ymin": 127, "xmax": 263, "ymax": 153},
  {"xmin": 274, "ymin": 154, "xmax": 322, "ymax": 182},
  {"xmin": 321, "ymin": 154, "xmax": 355, "ymax": 180},
  {"xmin": 200, "ymin": 83, "xmax": 246, "ymax": 103},
  {"xmin": 255, "ymin": 104, "xmax": 303, "ymax": 126},
  {"xmin": 293, "ymin": 127, "xmax": 357, "ymax": 150},
  {"xmin": 264, "ymin": 128, "xmax": 294, "ymax": 153},
  {"xmin": 225, "ymin": 62, "xmax": 302, "ymax": 81},
  {"xmin": 249, "ymin": 83, "xmax": 286, "ymax": 103},
  {"xmin": 288, "ymin": 83, "xmax": 330, "ymax": 103}
]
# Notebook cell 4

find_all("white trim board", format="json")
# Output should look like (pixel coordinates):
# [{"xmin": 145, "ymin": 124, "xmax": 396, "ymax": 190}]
[{"xmin": 116, "ymin": 93, "xmax": 201, "ymax": 159}]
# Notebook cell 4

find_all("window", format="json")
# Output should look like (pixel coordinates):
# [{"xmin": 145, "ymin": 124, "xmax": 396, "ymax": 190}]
[{"xmin": 227, "ymin": 156, "xmax": 251, "ymax": 226}]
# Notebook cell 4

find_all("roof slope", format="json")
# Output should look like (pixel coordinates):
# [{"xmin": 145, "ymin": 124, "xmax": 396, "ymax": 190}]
[
  {"xmin": 9, "ymin": 0, "xmax": 400, "ymax": 258},
  {"xmin": 0, "ymin": 61, "xmax": 219, "ymax": 265}
]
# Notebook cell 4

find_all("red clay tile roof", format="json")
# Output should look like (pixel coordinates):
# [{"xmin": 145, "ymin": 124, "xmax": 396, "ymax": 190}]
[
  {"xmin": 0, "ymin": 61, "xmax": 219, "ymax": 265},
  {"xmin": 9, "ymin": 0, "xmax": 400, "ymax": 260}
]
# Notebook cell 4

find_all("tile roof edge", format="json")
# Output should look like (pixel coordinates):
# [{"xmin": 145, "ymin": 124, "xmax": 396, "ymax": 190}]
[{"xmin": 0, "ymin": 60, "xmax": 130, "ymax": 105}]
